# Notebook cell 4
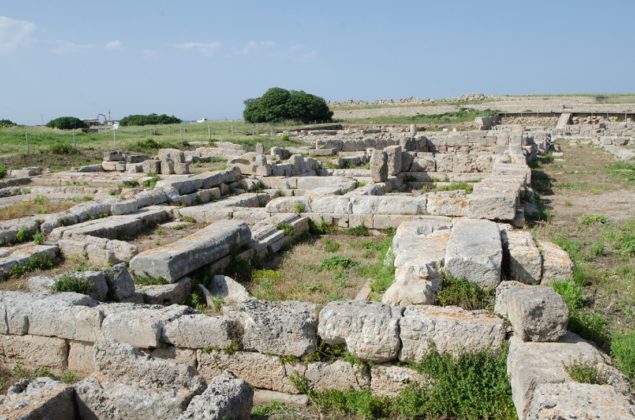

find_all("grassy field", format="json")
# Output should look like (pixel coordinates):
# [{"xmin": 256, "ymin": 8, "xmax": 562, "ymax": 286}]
[{"xmin": 337, "ymin": 108, "xmax": 498, "ymax": 125}]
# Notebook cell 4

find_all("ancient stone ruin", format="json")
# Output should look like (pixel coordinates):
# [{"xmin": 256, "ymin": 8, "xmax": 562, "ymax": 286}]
[{"xmin": 0, "ymin": 118, "xmax": 633, "ymax": 419}]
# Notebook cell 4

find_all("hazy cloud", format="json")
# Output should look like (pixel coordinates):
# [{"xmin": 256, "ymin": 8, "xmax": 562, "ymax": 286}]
[
  {"xmin": 105, "ymin": 40, "xmax": 122, "ymax": 50},
  {"xmin": 0, "ymin": 16, "xmax": 36, "ymax": 54},
  {"xmin": 174, "ymin": 41, "xmax": 222, "ymax": 56},
  {"xmin": 240, "ymin": 40, "xmax": 276, "ymax": 55},
  {"xmin": 48, "ymin": 40, "xmax": 95, "ymax": 54}
]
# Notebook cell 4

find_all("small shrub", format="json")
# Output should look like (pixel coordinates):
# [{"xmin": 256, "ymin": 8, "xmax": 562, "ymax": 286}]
[
  {"xmin": 133, "ymin": 274, "xmax": 167, "ymax": 286},
  {"xmin": 60, "ymin": 370, "xmax": 78, "ymax": 383},
  {"xmin": 344, "ymin": 225, "xmax": 369, "ymax": 236},
  {"xmin": 611, "ymin": 331, "xmax": 635, "ymax": 380},
  {"xmin": 8, "ymin": 253, "xmax": 56, "ymax": 277},
  {"xmin": 119, "ymin": 113, "xmax": 181, "ymax": 126},
  {"xmin": 436, "ymin": 275, "xmax": 493, "ymax": 310},
  {"xmin": 33, "ymin": 367, "xmax": 55, "ymax": 379},
  {"xmin": 281, "ymin": 133, "xmax": 290, "ymax": 141},
  {"xmin": 321, "ymin": 256, "xmax": 359, "ymax": 270},
  {"xmin": 276, "ymin": 223, "xmax": 295, "ymax": 237},
  {"xmin": 251, "ymin": 401, "xmax": 288, "ymax": 417},
  {"xmin": 0, "ymin": 162, "xmax": 6, "ymax": 179},
  {"xmin": 32, "ymin": 232, "xmax": 44, "ymax": 245},
  {"xmin": 308, "ymin": 218, "xmax": 334, "ymax": 235},
  {"xmin": 51, "ymin": 274, "xmax": 95, "ymax": 295},
  {"xmin": 293, "ymin": 201, "xmax": 306, "ymax": 214},
  {"xmin": 323, "ymin": 238, "xmax": 341, "ymax": 253},
  {"xmin": 46, "ymin": 116, "xmax": 87, "ymax": 130},
  {"xmin": 566, "ymin": 360, "xmax": 605, "ymax": 384},
  {"xmin": 0, "ymin": 119, "xmax": 16, "ymax": 127},
  {"xmin": 182, "ymin": 216, "xmax": 196, "ymax": 223},
  {"xmin": 48, "ymin": 144, "xmax": 80, "ymax": 155},
  {"xmin": 121, "ymin": 179, "xmax": 140, "ymax": 188},
  {"xmin": 142, "ymin": 175, "xmax": 160, "ymax": 189},
  {"xmin": 15, "ymin": 227, "xmax": 32, "ymax": 243},
  {"xmin": 580, "ymin": 214, "xmax": 608, "ymax": 225}
]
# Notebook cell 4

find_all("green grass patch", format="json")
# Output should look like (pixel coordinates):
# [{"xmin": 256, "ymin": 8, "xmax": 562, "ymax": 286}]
[
  {"xmin": 321, "ymin": 256, "xmax": 359, "ymax": 270},
  {"xmin": 323, "ymin": 238, "xmax": 341, "ymax": 253},
  {"xmin": 51, "ymin": 274, "xmax": 95, "ymax": 295},
  {"xmin": 120, "ymin": 179, "xmax": 140, "ymax": 188},
  {"xmin": 133, "ymin": 274, "xmax": 168, "ymax": 286},
  {"xmin": 606, "ymin": 162, "xmax": 635, "ymax": 182},
  {"xmin": 8, "ymin": 253, "xmax": 56, "ymax": 278},
  {"xmin": 343, "ymin": 225, "xmax": 370, "ymax": 236},
  {"xmin": 435, "ymin": 182, "xmax": 474, "ymax": 194},
  {"xmin": 341, "ymin": 108, "xmax": 499, "ymax": 126},
  {"xmin": 276, "ymin": 223, "xmax": 295, "ymax": 237},
  {"xmin": 436, "ymin": 275, "xmax": 494, "ymax": 310},
  {"xmin": 566, "ymin": 360, "xmax": 605, "ymax": 384},
  {"xmin": 611, "ymin": 331, "xmax": 635, "ymax": 381},
  {"xmin": 580, "ymin": 214, "xmax": 608, "ymax": 225}
]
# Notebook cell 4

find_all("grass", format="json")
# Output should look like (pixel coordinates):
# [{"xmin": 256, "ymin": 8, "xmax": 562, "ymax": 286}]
[
  {"xmin": 7, "ymin": 253, "xmax": 56, "ymax": 278},
  {"xmin": 0, "ymin": 197, "xmax": 76, "ymax": 221},
  {"xmin": 340, "ymin": 108, "xmax": 499, "ymax": 126},
  {"xmin": 276, "ymin": 222, "xmax": 295, "ymax": 237},
  {"xmin": 580, "ymin": 214, "xmax": 608, "ymax": 225},
  {"xmin": 289, "ymin": 345, "xmax": 514, "ymax": 419},
  {"xmin": 50, "ymin": 274, "xmax": 95, "ymax": 295},
  {"xmin": 0, "ymin": 364, "xmax": 78, "ymax": 393},
  {"xmin": 611, "ymin": 331, "xmax": 635, "ymax": 381},
  {"xmin": 606, "ymin": 162, "xmax": 635, "ymax": 182},
  {"xmin": 323, "ymin": 238, "xmax": 341, "ymax": 253},
  {"xmin": 435, "ymin": 182, "xmax": 474, "ymax": 194},
  {"xmin": 566, "ymin": 360, "xmax": 605, "ymax": 384},
  {"xmin": 132, "ymin": 274, "xmax": 168, "ymax": 286},
  {"xmin": 436, "ymin": 275, "xmax": 494, "ymax": 310}
]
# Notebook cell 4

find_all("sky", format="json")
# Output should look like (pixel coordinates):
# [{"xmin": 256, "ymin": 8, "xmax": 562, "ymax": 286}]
[{"xmin": 1, "ymin": 0, "xmax": 634, "ymax": 124}]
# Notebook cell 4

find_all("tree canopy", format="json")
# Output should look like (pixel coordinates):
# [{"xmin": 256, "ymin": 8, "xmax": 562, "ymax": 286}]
[
  {"xmin": 46, "ymin": 116, "xmax": 88, "ymax": 130},
  {"xmin": 119, "ymin": 113, "xmax": 182, "ymax": 126},
  {"xmin": 243, "ymin": 87, "xmax": 333, "ymax": 123}
]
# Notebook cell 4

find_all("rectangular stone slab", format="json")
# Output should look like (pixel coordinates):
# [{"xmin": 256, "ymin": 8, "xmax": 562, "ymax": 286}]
[{"xmin": 129, "ymin": 220, "xmax": 251, "ymax": 282}]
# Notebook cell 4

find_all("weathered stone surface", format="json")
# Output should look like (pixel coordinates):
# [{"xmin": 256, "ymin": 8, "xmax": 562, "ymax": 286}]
[
  {"xmin": 0, "ymin": 377, "xmax": 76, "ymax": 419},
  {"xmin": 526, "ymin": 382, "xmax": 635, "ymax": 419},
  {"xmin": 178, "ymin": 371, "xmax": 254, "ymax": 420},
  {"xmin": 399, "ymin": 305, "xmax": 505, "ymax": 362},
  {"xmin": 27, "ymin": 275, "xmax": 56, "ymax": 293},
  {"xmin": 538, "ymin": 240, "xmax": 574, "ymax": 284},
  {"xmin": 503, "ymin": 230, "xmax": 542, "ymax": 284},
  {"xmin": 253, "ymin": 390, "xmax": 309, "ymax": 407},
  {"xmin": 350, "ymin": 195, "xmax": 425, "ymax": 215},
  {"xmin": 149, "ymin": 347, "xmax": 197, "ymax": 368},
  {"xmin": 305, "ymin": 360, "xmax": 370, "ymax": 392},
  {"xmin": 163, "ymin": 314, "xmax": 238, "ymax": 349},
  {"xmin": 370, "ymin": 150, "xmax": 388, "ymax": 183},
  {"xmin": 130, "ymin": 220, "xmax": 251, "ymax": 282},
  {"xmin": 0, "ymin": 334, "xmax": 68, "ymax": 371},
  {"xmin": 197, "ymin": 350, "xmax": 302, "ymax": 394},
  {"xmin": 208, "ymin": 275, "xmax": 252, "ymax": 304},
  {"xmin": 68, "ymin": 340, "xmax": 95, "ymax": 375},
  {"xmin": 445, "ymin": 218, "xmax": 502, "ymax": 287},
  {"xmin": 28, "ymin": 293, "xmax": 102, "ymax": 341},
  {"xmin": 507, "ymin": 333, "xmax": 632, "ymax": 418},
  {"xmin": 370, "ymin": 365, "xmax": 429, "ymax": 397},
  {"xmin": 225, "ymin": 300, "xmax": 317, "ymax": 357},
  {"xmin": 318, "ymin": 301, "xmax": 401, "ymax": 363},
  {"xmin": 495, "ymin": 281, "xmax": 568, "ymax": 342},
  {"xmin": 139, "ymin": 277, "xmax": 192, "ymax": 305},
  {"xmin": 0, "ymin": 244, "xmax": 59, "ymax": 280},
  {"xmin": 385, "ymin": 145, "xmax": 402, "ymax": 176},
  {"xmin": 105, "ymin": 263, "xmax": 136, "ymax": 301}
]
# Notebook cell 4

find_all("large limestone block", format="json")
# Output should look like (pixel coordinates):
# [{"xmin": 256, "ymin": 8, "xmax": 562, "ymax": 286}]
[
  {"xmin": 139, "ymin": 277, "xmax": 192, "ymax": 305},
  {"xmin": 0, "ymin": 377, "xmax": 76, "ymax": 419},
  {"xmin": 0, "ymin": 334, "xmax": 68, "ymax": 371},
  {"xmin": 507, "ymin": 333, "xmax": 632, "ymax": 418},
  {"xmin": 503, "ymin": 230, "xmax": 542, "ymax": 284},
  {"xmin": 495, "ymin": 281, "xmax": 568, "ymax": 342},
  {"xmin": 526, "ymin": 382, "xmax": 635, "ymax": 419},
  {"xmin": 467, "ymin": 187, "xmax": 518, "ymax": 222},
  {"xmin": 28, "ymin": 293, "xmax": 102, "ymax": 342},
  {"xmin": 399, "ymin": 306, "xmax": 505, "ymax": 362},
  {"xmin": 318, "ymin": 301, "xmax": 402, "ymax": 363},
  {"xmin": 425, "ymin": 191, "xmax": 468, "ymax": 217},
  {"xmin": 105, "ymin": 263, "xmax": 136, "ymax": 301},
  {"xmin": 445, "ymin": 218, "xmax": 502, "ymax": 287},
  {"xmin": 68, "ymin": 340, "xmax": 95, "ymax": 375},
  {"xmin": 350, "ymin": 195, "xmax": 425, "ymax": 215},
  {"xmin": 224, "ymin": 300, "xmax": 318, "ymax": 357},
  {"xmin": 370, "ymin": 150, "xmax": 388, "ymax": 183},
  {"xmin": 197, "ymin": 350, "xmax": 302, "ymax": 394},
  {"xmin": 208, "ymin": 275, "xmax": 252, "ymax": 304},
  {"xmin": 178, "ymin": 371, "xmax": 254, "ymax": 420},
  {"xmin": 538, "ymin": 240, "xmax": 574, "ymax": 284},
  {"xmin": 370, "ymin": 365, "xmax": 429, "ymax": 397},
  {"xmin": 163, "ymin": 314, "xmax": 237, "ymax": 349},
  {"xmin": 385, "ymin": 145, "xmax": 402, "ymax": 176},
  {"xmin": 129, "ymin": 220, "xmax": 251, "ymax": 282},
  {"xmin": 305, "ymin": 360, "xmax": 370, "ymax": 392}
]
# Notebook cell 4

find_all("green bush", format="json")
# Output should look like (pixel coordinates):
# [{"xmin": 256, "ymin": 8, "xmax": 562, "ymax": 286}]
[
  {"xmin": 0, "ymin": 119, "xmax": 16, "ymax": 127},
  {"xmin": 46, "ymin": 116, "xmax": 88, "ymax": 130},
  {"xmin": 611, "ymin": 331, "xmax": 635, "ymax": 381},
  {"xmin": 51, "ymin": 275, "xmax": 95, "ymax": 295},
  {"xmin": 15, "ymin": 227, "xmax": 32, "ymax": 243},
  {"xmin": 48, "ymin": 144, "xmax": 80, "ymax": 155},
  {"xmin": 436, "ymin": 275, "xmax": 493, "ymax": 310},
  {"xmin": 308, "ymin": 219, "xmax": 334, "ymax": 235},
  {"xmin": 323, "ymin": 239, "xmax": 341, "ymax": 253},
  {"xmin": 321, "ymin": 256, "xmax": 359, "ymax": 270},
  {"xmin": 243, "ymin": 87, "xmax": 333, "ymax": 123},
  {"xmin": 276, "ymin": 223, "xmax": 295, "ymax": 237},
  {"xmin": 119, "ymin": 113, "xmax": 181, "ymax": 126},
  {"xmin": 0, "ymin": 162, "xmax": 5, "ymax": 179},
  {"xmin": 344, "ymin": 225, "xmax": 370, "ymax": 236},
  {"xmin": 32, "ymin": 232, "xmax": 44, "ymax": 245}
]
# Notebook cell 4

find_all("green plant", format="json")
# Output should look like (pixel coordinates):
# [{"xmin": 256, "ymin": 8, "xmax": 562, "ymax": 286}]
[
  {"xmin": 566, "ymin": 360, "xmax": 605, "ymax": 384},
  {"xmin": 32, "ymin": 232, "xmax": 44, "ymax": 245},
  {"xmin": 133, "ymin": 274, "xmax": 167, "ymax": 286},
  {"xmin": 121, "ymin": 179, "xmax": 140, "ymax": 188},
  {"xmin": 321, "ymin": 256, "xmax": 359, "ymax": 270},
  {"xmin": 48, "ymin": 144, "xmax": 80, "ymax": 155},
  {"xmin": 344, "ymin": 225, "xmax": 369, "ymax": 236},
  {"xmin": 293, "ymin": 201, "xmax": 306, "ymax": 214},
  {"xmin": 436, "ymin": 275, "xmax": 494, "ymax": 310},
  {"xmin": 436, "ymin": 182, "xmax": 474, "ymax": 194},
  {"xmin": 33, "ymin": 367, "xmax": 55, "ymax": 379},
  {"xmin": 0, "ymin": 162, "xmax": 6, "ymax": 179},
  {"xmin": 15, "ymin": 227, "xmax": 32, "ymax": 242},
  {"xmin": 60, "ymin": 370, "xmax": 78, "ymax": 383},
  {"xmin": 182, "ymin": 216, "xmax": 196, "ymax": 223},
  {"xmin": 281, "ymin": 133, "xmax": 290, "ymax": 141},
  {"xmin": 308, "ymin": 218, "xmax": 334, "ymax": 235},
  {"xmin": 243, "ymin": 87, "xmax": 333, "ymax": 124},
  {"xmin": 51, "ymin": 274, "xmax": 95, "ymax": 295},
  {"xmin": 277, "ymin": 223, "xmax": 295, "ymax": 237},
  {"xmin": 46, "ymin": 116, "xmax": 88, "ymax": 130},
  {"xmin": 211, "ymin": 296, "xmax": 224, "ymax": 312},
  {"xmin": 119, "ymin": 113, "xmax": 181, "ymax": 126},
  {"xmin": 8, "ymin": 253, "xmax": 56, "ymax": 277},
  {"xmin": 606, "ymin": 161, "xmax": 635, "ymax": 182},
  {"xmin": 551, "ymin": 279, "xmax": 584, "ymax": 309},
  {"xmin": 580, "ymin": 214, "xmax": 608, "ymax": 225},
  {"xmin": 190, "ymin": 292, "xmax": 207, "ymax": 312},
  {"xmin": 611, "ymin": 331, "xmax": 635, "ymax": 381},
  {"xmin": 0, "ymin": 119, "xmax": 16, "ymax": 127},
  {"xmin": 323, "ymin": 238, "xmax": 341, "ymax": 253}
]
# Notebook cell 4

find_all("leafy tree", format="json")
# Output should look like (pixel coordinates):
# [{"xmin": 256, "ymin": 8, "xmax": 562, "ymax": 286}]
[
  {"xmin": 46, "ymin": 116, "xmax": 88, "ymax": 130},
  {"xmin": 243, "ymin": 87, "xmax": 333, "ymax": 123},
  {"xmin": 119, "ymin": 113, "xmax": 182, "ymax": 126},
  {"xmin": 0, "ymin": 119, "xmax": 16, "ymax": 128}
]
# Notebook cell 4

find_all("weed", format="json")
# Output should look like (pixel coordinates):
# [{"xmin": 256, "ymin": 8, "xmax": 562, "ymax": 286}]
[
  {"xmin": 580, "ymin": 214, "xmax": 608, "ymax": 225},
  {"xmin": 48, "ymin": 144, "xmax": 79, "ymax": 155},
  {"xmin": 308, "ymin": 218, "xmax": 334, "ymax": 235},
  {"xmin": 251, "ymin": 402, "xmax": 289, "ymax": 417},
  {"xmin": 190, "ymin": 292, "xmax": 207, "ymax": 313},
  {"xmin": 277, "ymin": 223, "xmax": 295, "ymax": 237},
  {"xmin": 323, "ymin": 238, "xmax": 341, "ymax": 253},
  {"xmin": 211, "ymin": 296, "xmax": 224, "ymax": 312},
  {"xmin": 8, "ymin": 253, "xmax": 56, "ymax": 277},
  {"xmin": 436, "ymin": 275, "xmax": 494, "ymax": 310},
  {"xmin": 251, "ymin": 269, "xmax": 283, "ymax": 300},
  {"xmin": 569, "ymin": 309, "xmax": 610, "ymax": 350},
  {"xmin": 321, "ymin": 256, "xmax": 359, "ymax": 270},
  {"xmin": 182, "ymin": 216, "xmax": 196, "ymax": 223},
  {"xmin": 551, "ymin": 279, "xmax": 584, "ymax": 309},
  {"xmin": 120, "ymin": 179, "xmax": 140, "ymax": 188},
  {"xmin": 611, "ymin": 331, "xmax": 635, "ymax": 381},
  {"xmin": 588, "ymin": 241, "xmax": 605, "ymax": 257},
  {"xmin": 60, "ymin": 370, "xmax": 78, "ymax": 383},
  {"xmin": 606, "ymin": 161, "xmax": 635, "ymax": 182},
  {"xmin": 436, "ymin": 182, "xmax": 474, "ymax": 194},
  {"xmin": 51, "ymin": 274, "xmax": 95, "ymax": 295},
  {"xmin": 0, "ymin": 162, "xmax": 5, "ymax": 179},
  {"xmin": 566, "ymin": 360, "xmax": 605, "ymax": 384},
  {"xmin": 344, "ymin": 225, "xmax": 369, "ymax": 236},
  {"xmin": 294, "ymin": 201, "xmax": 306, "ymax": 214},
  {"xmin": 133, "ymin": 274, "xmax": 167, "ymax": 286}
]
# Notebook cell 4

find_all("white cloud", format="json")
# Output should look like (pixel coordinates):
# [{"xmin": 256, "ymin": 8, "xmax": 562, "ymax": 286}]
[
  {"xmin": 240, "ymin": 40, "xmax": 276, "ymax": 55},
  {"xmin": 48, "ymin": 40, "xmax": 94, "ymax": 54},
  {"xmin": 105, "ymin": 40, "xmax": 122, "ymax": 50},
  {"xmin": 174, "ymin": 41, "xmax": 222, "ymax": 56},
  {"xmin": 0, "ymin": 16, "xmax": 36, "ymax": 54}
]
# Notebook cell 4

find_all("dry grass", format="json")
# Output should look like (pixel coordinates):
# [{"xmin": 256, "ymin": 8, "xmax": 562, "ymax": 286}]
[
  {"xmin": 0, "ymin": 197, "xmax": 77, "ymax": 221},
  {"xmin": 247, "ymin": 233, "xmax": 390, "ymax": 304}
]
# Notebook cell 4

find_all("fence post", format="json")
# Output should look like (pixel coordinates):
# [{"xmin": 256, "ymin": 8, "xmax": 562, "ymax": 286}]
[
  {"xmin": 25, "ymin": 128, "xmax": 29, "ymax": 155},
  {"xmin": 208, "ymin": 126, "xmax": 211, "ymax": 141}
]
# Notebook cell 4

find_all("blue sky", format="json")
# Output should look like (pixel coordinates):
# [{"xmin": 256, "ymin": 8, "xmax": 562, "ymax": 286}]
[{"xmin": 1, "ymin": 0, "xmax": 634, "ymax": 124}]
